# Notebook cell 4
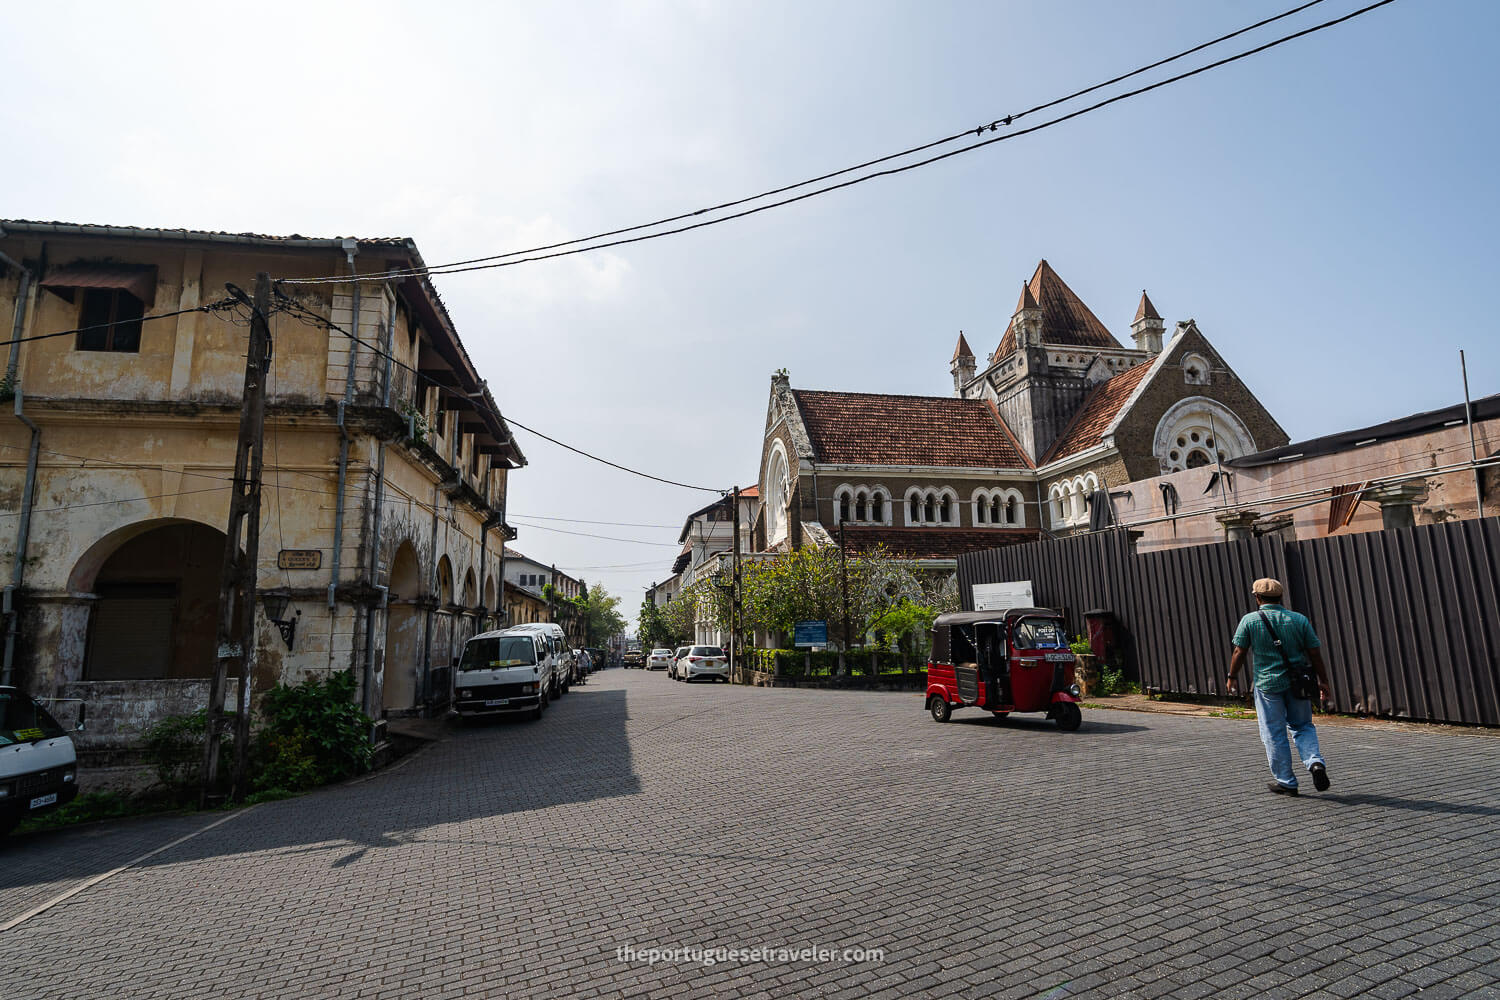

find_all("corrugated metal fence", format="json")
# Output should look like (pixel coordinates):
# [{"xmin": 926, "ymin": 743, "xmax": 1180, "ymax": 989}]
[{"xmin": 957, "ymin": 519, "xmax": 1500, "ymax": 726}]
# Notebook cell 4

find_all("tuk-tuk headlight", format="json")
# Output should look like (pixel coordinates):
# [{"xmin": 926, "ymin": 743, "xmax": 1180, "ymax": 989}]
[
  {"xmin": 0, "ymin": 782, "xmax": 12, "ymax": 799},
  {"xmin": 1069, "ymin": 684, "xmax": 1081, "ymax": 697},
  {"xmin": 461, "ymin": 689, "xmax": 472, "ymax": 698},
  {"xmin": 62, "ymin": 767, "xmax": 76, "ymax": 783}
]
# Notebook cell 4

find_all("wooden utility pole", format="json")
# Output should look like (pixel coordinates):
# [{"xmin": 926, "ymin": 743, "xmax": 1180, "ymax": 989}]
[
  {"xmin": 730, "ymin": 487, "xmax": 741, "ymax": 682},
  {"xmin": 202, "ymin": 272, "xmax": 272, "ymax": 806}
]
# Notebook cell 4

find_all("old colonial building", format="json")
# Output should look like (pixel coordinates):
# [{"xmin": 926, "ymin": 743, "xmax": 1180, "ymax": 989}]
[
  {"xmin": 755, "ymin": 260, "xmax": 1287, "ymax": 553},
  {"xmin": 0, "ymin": 219, "xmax": 524, "ymax": 749}
]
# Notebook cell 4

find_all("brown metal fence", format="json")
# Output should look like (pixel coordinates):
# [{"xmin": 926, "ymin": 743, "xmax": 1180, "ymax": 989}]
[{"xmin": 957, "ymin": 518, "xmax": 1500, "ymax": 726}]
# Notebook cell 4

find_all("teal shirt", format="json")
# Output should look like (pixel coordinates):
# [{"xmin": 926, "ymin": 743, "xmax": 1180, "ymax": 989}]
[{"xmin": 1232, "ymin": 604, "xmax": 1321, "ymax": 693}]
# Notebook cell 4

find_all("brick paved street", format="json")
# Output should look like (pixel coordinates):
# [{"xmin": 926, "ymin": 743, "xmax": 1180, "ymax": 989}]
[{"xmin": 4, "ymin": 670, "xmax": 1499, "ymax": 999}]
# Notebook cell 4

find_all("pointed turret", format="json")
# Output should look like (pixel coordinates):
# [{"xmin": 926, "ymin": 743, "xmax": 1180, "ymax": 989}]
[
  {"xmin": 1011, "ymin": 282, "xmax": 1043, "ymax": 349},
  {"xmin": 1130, "ymin": 290, "xmax": 1164, "ymax": 354},
  {"xmin": 951, "ymin": 331, "xmax": 976, "ymax": 396}
]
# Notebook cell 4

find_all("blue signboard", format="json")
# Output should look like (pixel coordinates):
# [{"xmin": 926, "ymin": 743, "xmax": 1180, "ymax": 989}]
[{"xmin": 794, "ymin": 620, "xmax": 828, "ymax": 648}]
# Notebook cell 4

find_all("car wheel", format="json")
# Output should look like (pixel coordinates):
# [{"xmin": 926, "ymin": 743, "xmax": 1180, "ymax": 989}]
[
  {"xmin": 929, "ymin": 696, "xmax": 951, "ymax": 723},
  {"xmin": 1055, "ymin": 703, "xmax": 1082, "ymax": 732}
]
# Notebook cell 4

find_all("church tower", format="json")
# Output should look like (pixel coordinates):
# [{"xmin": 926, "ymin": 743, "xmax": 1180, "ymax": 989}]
[
  {"xmin": 1131, "ymin": 291, "xmax": 1164, "ymax": 354},
  {"xmin": 951, "ymin": 332, "xmax": 976, "ymax": 396}
]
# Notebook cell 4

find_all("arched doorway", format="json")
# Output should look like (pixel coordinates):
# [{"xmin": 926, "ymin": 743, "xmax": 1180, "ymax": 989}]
[
  {"xmin": 383, "ymin": 541, "xmax": 422, "ymax": 713},
  {"xmin": 72, "ymin": 520, "xmax": 231, "ymax": 680}
]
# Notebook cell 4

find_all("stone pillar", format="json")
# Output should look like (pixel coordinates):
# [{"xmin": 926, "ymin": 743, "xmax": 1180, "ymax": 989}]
[
  {"xmin": 1216, "ymin": 509, "xmax": 1261, "ymax": 542},
  {"xmin": 1368, "ymin": 483, "xmax": 1428, "ymax": 530}
]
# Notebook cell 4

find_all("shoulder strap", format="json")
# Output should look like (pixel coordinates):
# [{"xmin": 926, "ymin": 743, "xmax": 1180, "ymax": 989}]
[{"xmin": 1255, "ymin": 610, "xmax": 1294, "ymax": 667}]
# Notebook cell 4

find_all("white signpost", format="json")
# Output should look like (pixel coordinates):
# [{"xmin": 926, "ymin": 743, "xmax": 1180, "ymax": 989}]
[{"xmin": 971, "ymin": 580, "xmax": 1034, "ymax": 612}]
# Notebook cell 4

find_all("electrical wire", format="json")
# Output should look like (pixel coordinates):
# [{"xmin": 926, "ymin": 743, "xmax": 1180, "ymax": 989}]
[
  {"xmin": 280, "ymin": 0, "xmax": 1341, "ymax": 288},
  {"xmin": 502, "ymin": 520, "xmax": 682, "ymax": 547},
  {"xmin": 508, "ymin": 513, "xmax": 682, "ymax": 529},
  {"xmin": 0, "ymin": 486, "xmax": 233, "ymax": 517},
  {"xmin": 0, "ymin": 298, "xmax": 243, "ymax": 350},
  {"xmin": 273, "ymin": 292, "xmax": 723, "ymax": 493}
]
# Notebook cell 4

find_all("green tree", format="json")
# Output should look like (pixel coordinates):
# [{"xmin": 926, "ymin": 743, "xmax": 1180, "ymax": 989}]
[
  {"xmin": 569, "ymin": 581, "xmax": 627, "ymax": 646},
  {"xmin": 638, "ymin": 595, "xmax": 688, "ymax": 650}
]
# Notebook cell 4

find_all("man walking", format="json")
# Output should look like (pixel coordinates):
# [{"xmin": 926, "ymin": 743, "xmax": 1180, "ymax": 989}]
[{"xmin": 1227, "ymin": 577, "xmax": 1333, "ymax": 796}]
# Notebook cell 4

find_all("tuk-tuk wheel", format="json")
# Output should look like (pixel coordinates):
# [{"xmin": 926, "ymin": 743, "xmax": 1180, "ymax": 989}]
[
  {"xmin": 991, "ymin": 712, "xmax": 1009, "ymax": 721},
  {"xmin": 1055, "ymin": 703, "xmax": 1082, "ymax": 732},
  {"xmin": 929, "ymin": 697, "xmax": 951, "ymax": 723}
]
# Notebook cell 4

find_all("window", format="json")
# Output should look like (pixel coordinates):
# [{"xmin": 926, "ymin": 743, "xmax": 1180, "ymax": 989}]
[
  {"xmin": 77, "ymin": 289, "xmax": 144, "ymax": 352},
  {"xmin": 905, "ymin": 487, "xmax": 959, "ymax": 526},
  {"xmin": 833, "ymin": 484, "xmax": 890, "ymax": 525},
  {"xmin": 972, "ymin": 487, "xmax": 1026, "ymax": 527}
]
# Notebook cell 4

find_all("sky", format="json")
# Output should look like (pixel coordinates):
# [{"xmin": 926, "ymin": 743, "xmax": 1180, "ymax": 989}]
[{"xmin": 5, "ymin": 0, "xmax": 1497, "ymax": 626}]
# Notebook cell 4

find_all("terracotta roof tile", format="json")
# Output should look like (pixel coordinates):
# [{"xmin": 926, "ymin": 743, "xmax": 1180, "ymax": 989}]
[
  {"xmin": 1040, "ymin": 360, "xmax": 1155, "ymax": 465},
  {"xmin": 739, "ymin": 485, "xmax": 760, "ymax": 498},
  {"xmin": 951, "ymin": 332, "xmax": 974, "ymax": 362},
  {"xmin": 992, "ymin": 260, "xmax": 1121, "ymax": 361},
  {"xmin": 838, "ymin": 525, "xmax": 1038, "ymax": 560},
  {"xmin": 792, "ymin": 389, "xmax": 1028, "ymax": 468}
]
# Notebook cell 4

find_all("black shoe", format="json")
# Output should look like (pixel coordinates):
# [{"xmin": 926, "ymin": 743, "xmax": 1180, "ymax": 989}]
[
  {"xmin": 1311, "ymin": 762, "xmax": 1330, "ymax": 791},
  {"xmin": 1268, "ymin": 781, "xmax": 1299, "ymax": 796}
]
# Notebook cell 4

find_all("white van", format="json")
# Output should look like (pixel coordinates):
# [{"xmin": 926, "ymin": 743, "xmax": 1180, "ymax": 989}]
[
  {"xmin": 508, "ymin": 623, "xmax": 573, "ymax": 697},
  {"xmin": 2, "ymin": 686, "xmax": 82, "ymax": 835},
  {"xmin": 453, "ymin": 630, "xmax": 549, "ymax": 721}
]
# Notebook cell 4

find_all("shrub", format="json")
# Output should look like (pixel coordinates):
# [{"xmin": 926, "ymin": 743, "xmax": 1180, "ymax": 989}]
[
  {"xmin": 253, "ymin": 670, "xmax": 372, "ymax": 793},
  {"xmin": 143, "ymin": 709, "xmax": 233, "ymax": 797}
]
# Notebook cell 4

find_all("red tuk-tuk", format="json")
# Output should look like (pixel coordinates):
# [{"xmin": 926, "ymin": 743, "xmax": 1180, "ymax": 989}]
[{"xmin": 926, "ymin": 609, "xmax": 1082, "ymax": 730}]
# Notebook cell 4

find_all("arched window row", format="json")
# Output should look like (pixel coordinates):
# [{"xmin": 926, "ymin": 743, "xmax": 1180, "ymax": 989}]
[
  {"xmin": 834, "ymin": 484, "xmax": 892, "ymax": 526},
  {"xmin": 904, "ymin": 487, "xmax": 959, "ymax": 527},
  {"xmin": 972, "ymin": 487, "xmax": 1027, "ymax": 527},
  {"xmin": 1047, "ymin": 473, "xmax": 1100, "ymax": 530}
]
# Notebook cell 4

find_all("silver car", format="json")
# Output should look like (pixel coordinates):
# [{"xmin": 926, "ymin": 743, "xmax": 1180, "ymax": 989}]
[{"xmin": 646, "ymin": 648, "xmax": 674, "ymax": 671}]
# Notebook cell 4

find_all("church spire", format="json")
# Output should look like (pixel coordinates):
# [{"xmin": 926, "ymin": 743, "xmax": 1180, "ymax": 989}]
[
  {"xmin": 951, "ymin": 330, "xmax": 977, "ymax": 396},
  {"xmin": 1131, "ymin": 290, "xmax": 1164, "ymax": 354}
]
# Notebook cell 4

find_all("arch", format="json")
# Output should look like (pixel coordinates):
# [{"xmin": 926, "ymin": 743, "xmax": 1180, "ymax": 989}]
[
  {"xmin": 78, "ymin": 520, "xmax": 230, "ymax": 681},
  {"xmin": 834, "ymin": 483, "xmax": 853, "ymax": 524},
  {"xmin": 483, "ymin": 574, "xmax": 496, "ymax": 612},
  {"xmin": 383, "ymin": 540, "xmax": 422, "ymax": 713},
  {"xmin": 764, "ymin": 440, "xmax": 791, "ymax": 546},
  {"xmin": 1181, "ymin": 351, "xmax": 1211, "ymax": 386},
  {"xmin": 870, "ymin": 488, "xmax": 888, "ymax": 525},
  {"xmin": 1152, "ymin": 396, "xmax": 1256, "ymax": 474},
  {"xmin": 462, "ymin": 568, "xmax": 477, "ymax": 607},
  {"xmin": 436, "ymin": 555, "xmax": 454, "ymax": 605}
]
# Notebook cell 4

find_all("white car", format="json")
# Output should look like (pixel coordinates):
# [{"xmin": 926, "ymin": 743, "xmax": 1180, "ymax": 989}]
[
  {"xmin": 646, "ymin": 648, "xmax": 674, "ymax": 671},
  {"xmin": 676, "ymin": 645, "xmax": 729, "ymax": 683},
  {"xmin": 669, "ymin": 646, "xmax": 690, "ymax": 679}
]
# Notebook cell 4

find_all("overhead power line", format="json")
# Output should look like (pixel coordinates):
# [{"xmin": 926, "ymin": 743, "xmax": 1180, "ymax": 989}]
[
  {"xmin": 0, "ymin": 297, "xmax": 244, "ymax": 350},
  {"xmin": 509, "ymin": 513, "xmax": 682, "ymax": 528},
  {"xmin": 273, "ymin": 291, "xmax": 723, "ymax": 493},
  {"xmin": 278, "ymin": 0, "xmax": 1383, "ymax": 288}
]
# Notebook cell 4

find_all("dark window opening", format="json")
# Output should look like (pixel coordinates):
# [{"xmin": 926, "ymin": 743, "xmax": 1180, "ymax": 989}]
[{"xmin": 77, "ymin": 288, "xmax": 145, "ymax": 352}]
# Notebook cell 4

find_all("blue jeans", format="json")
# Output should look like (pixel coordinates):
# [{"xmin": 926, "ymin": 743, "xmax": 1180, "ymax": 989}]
[{"xmin": 1254, "ymin": 687, "xmax": 1324, "ymax": 789}]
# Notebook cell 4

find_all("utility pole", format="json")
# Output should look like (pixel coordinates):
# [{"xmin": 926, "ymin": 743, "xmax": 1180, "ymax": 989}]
[
  {"xmin": 838, "ymin": 518, "xmax": 851, "ymax": 654},
  {"xmin": 731, "ymin": 487, "xmax": 741, "ymax": 682},
  {"xmin": 202, "ymin": 272, "xmax": 271, "ymax": 806}
]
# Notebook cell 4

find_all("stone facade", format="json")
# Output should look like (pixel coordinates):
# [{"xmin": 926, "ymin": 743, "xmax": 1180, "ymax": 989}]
[{"xmin": 0, "ymin": 220, "xmax": 524, "ymax": 751}]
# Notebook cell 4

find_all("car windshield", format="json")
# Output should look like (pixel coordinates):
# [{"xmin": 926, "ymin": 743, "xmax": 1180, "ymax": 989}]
[
  {"xmin": 458, "ymin": 636, "xmax": 537, "ymax": 670},
  {"xmin": 691, "ymin": 646, "xmax": 724, "ymax": 657},
  {"xmin": 0, "ymin": 690, "xmax": 67, "ymax": 746},
  {"xmin": 1012, "ymin": 618, "xmax": 1069, "ymax": 649}
]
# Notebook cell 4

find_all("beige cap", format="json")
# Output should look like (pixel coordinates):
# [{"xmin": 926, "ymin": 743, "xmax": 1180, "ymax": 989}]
[{"xmin": 1252, "ymin": 577, "xmax": 1284, "ymax": 599}]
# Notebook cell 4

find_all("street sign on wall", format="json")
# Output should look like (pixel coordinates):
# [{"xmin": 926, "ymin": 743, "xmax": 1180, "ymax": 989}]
[
  {"xmin": 793, "ymin": 620, "xmax": 828, "ymax": 648},
  {"xmin": 972, "ymin": 580, "xmax": 1034, "ymax": 611}
]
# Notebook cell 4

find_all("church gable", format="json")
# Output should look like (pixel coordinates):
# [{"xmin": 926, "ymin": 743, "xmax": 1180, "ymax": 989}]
[{"xmin": 1107, "ymin": 321, "xmax": 1290, "ymax": 479}]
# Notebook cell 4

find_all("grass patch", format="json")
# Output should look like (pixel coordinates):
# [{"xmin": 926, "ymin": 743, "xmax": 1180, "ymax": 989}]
[{"xmin": 15, "ymin": 789, "xmax": 189, "ymax": 834}]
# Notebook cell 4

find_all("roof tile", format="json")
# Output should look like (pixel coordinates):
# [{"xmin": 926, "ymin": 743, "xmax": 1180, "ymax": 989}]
[
  {"xmin": 992, "ymin": 260, "xmax": 1121, "ymax": 362},
  {"xmin": 1040, "ymin": 360, "xmax": 1155, "ymax": 465},
  {"xmin": 792, "ymin": 389, "xmax": 1028, "ymax": 468}
]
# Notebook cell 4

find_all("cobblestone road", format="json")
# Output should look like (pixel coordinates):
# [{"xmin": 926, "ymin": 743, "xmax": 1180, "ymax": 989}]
[{"xmin": 4, "ymin": 670, "xmax": 1499, "ymax": 999}]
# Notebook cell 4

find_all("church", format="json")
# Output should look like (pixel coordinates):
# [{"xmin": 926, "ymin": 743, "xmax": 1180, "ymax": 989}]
[{"xmin": 753, "ymin": 260, "xmax": 1287, "ymax": 557}]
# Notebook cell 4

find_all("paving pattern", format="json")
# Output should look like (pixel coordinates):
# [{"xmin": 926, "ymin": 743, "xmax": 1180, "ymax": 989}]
[{"xmin": 3, "ymin": 670, "xmax": 1499, "ymax": 999}]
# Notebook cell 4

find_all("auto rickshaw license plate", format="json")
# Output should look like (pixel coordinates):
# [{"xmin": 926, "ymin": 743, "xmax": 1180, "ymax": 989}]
[
  {"xmin": 485, "ymin": 699, "xmax": 509, "ymax": 706},
  {"xmin": 30, "ymin": 793, "xmax": 57, "ymax": 810},
  {"xmin": 1045, "ymin": 652, "xmax": 1073, "ymax": 662}
]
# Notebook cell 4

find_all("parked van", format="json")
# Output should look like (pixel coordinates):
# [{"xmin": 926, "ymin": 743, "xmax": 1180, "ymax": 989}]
[
  {"xmin": 453, "ymin": 630, "xmax": 550, "ymax": 721},
  {"xmin": 508, "ymin": 623, "xmax": 573, "ymax": 697},
  {"xmin": 2, "ymin": 686, "xmax": 82, "ymax": 835}
]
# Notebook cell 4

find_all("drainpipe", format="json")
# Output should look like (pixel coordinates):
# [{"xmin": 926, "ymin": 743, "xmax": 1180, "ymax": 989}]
[
  {"xmin": 2, "ymin": 253, "xmax": 36, "ymax": 686},
  {"xmin": 360, "ymin": 293, "xmax": 394, "ymax": 716},
  {"xmin": 328, "ymin": 241, "xmax": 360, "ymax": 611}
]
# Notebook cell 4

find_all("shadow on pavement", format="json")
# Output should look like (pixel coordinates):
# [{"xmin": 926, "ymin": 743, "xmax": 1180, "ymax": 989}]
[
  {"xmin": 1316, "ymin": 791, "xmax": 1500, "ymax": 817},
  {"xmin": 949, "ymin": 714, "xmax": 1149, "ymax": 734},
  {"xmin": 0, "ymin": 686, "xmax": 640, "ymax": 895}
]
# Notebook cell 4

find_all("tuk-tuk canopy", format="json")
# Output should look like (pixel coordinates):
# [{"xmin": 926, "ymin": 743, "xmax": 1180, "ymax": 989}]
[{"xmin": 934, "ymin": 608, "xmax": 1058, "ymax": 628}]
